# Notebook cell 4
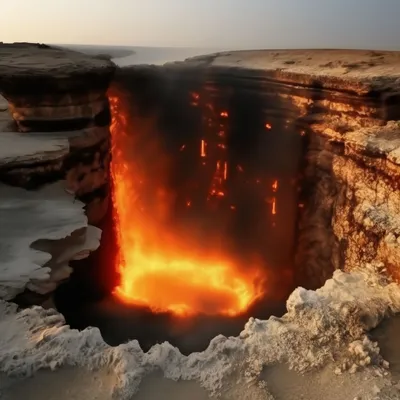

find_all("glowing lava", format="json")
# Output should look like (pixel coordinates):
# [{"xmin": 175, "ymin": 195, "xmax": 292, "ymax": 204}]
[{"xmin": 108, "ymin": 91, "xmax": 264, "ymax": 316}]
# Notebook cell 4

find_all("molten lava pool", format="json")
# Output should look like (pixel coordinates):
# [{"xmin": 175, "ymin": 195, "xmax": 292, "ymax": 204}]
[{"xmin": 109, "ymin": 92, "xmax": 265, "ymax": 316}]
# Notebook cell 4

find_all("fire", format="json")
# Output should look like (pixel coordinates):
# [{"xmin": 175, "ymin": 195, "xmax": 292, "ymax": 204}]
[
  {"xmin": 271, "ymin": 198, "xmax": 277, "ymax": 215},
  {"xmin": 108, "ymin": 91, "xmax": 264, "ymax": 316},
  {"xmin": 223, "ymin": 162, "xmax": 228, "ymax": 180},
  {"xmin": 200, "ymin": 139, "xmax": 207, "ymax": 157}
]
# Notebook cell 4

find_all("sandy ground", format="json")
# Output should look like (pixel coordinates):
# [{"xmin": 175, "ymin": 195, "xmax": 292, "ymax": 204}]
[
  {"xmin": 0, "ymin": 368, "xmax": 116, "ymax": 400},
  {"xmin": 0, "ymin": 369, "xmax": 212, "ymax": 400},
  {"xmin": 1, "ymin": 359, "xmax": 399, "ymax": 400}
]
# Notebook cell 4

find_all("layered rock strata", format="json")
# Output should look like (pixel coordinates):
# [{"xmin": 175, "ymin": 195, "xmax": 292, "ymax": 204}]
[
  {"xmin": 0, "ymin": 43, "xmax": 115, "ymax": 303},
  {"xmin": 180, "ymin": 50, "xmax": 400, "ymax": 287}
]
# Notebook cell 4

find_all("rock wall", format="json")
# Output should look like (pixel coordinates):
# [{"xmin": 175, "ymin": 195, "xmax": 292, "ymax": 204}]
[
  {"xmin": 161, "ymin": 50, "xmax": 400, "ymax": 287},
  {"xmin": 1, "ymin": 45, "xmax": 399, "ymax": 305},
  {"xmin": 0, "ymin": 43, "xmax": 115, "ymax": 303}
]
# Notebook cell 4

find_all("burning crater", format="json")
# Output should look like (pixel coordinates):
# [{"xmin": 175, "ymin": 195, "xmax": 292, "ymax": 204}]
[
  {"xmin": 55, "ymin": 52, "xmax": 400, "ymax": 354},
  {"xmin": 55, "ymin": 65, "xmax": 310, "ymax": 353},
  {"xmin": 109, "ymin": 91, "xmax": 283, "ymax": 317}
]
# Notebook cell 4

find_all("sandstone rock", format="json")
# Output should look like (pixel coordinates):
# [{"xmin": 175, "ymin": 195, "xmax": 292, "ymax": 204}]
[
  {"xmin": 175, "ymin": 49, "xmax": 400, "ymax": 96},
  {"xmin": 163, "ymin": 50, "xmax": 400, "ymax": 285},
  {"xmin": 0, "ymin": 43, "xmax": 115, "ymax": 95},
  {"xmin": 0, "ymin": 181, "xmax": 101, "ymax": 300},
  {"xmin": 0, "ymin": 44, "xmax": 114, "ymax": 304},
  {"xmin": 0, "ymin": 43, "xmax": 115, "ymax": 132}
]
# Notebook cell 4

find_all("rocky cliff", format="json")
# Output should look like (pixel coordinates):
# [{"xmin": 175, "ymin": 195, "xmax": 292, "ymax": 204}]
[
  {"xmin": 0, "ymin": 46, "xmax": 400, "ymax": 400},
  {"xmin": 0, "ymin": 43, "xmax": 115, "ymax": 303},
  {"xmin": 1, "ymin": 45, "xmax": 399, "ymax": 305},
  {"xmin": 179, "ymin": 50, "xmax": 400, "ymax": 287}
]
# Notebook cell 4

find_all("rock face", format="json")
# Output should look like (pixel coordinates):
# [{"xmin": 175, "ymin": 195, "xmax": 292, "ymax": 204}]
[
  {"xmin": 181, "ymin": 50, "xmax": 400, "ymax": 287},
  {"xmin": 0, "ymin": 43, "xmax": 114, "ymax": 132},
  {"xmin": 0, "ymin": 43, "xmax": 115, "ymax": 303},
  {"xmin": 1, "ymin": 45, "xmax": 399, "ymax": 304},
  {"xmin": 114, "ymin": 50, "xmax": 400, "ymax": 289}
]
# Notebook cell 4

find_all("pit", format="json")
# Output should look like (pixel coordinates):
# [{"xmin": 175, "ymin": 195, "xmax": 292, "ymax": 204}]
[{"xmin": 54, "ymin": 53, "xmax": 400, "ymax": 355}]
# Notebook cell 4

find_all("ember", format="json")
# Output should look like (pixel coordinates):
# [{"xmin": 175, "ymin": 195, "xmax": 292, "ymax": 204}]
[{"xmin": 108, "ymin": 91, "xmax": 265, "ymax": 316}]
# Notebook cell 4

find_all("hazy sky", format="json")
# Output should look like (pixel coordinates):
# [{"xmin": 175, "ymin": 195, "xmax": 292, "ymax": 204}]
[{"xmin": 3, "ymin": 0, "xmax": 400, "ymax": 50}]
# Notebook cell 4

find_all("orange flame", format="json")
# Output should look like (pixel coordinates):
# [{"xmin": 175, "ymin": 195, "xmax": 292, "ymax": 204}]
[
  {"xmin": 271, "ymin": 198, "xmax": 277, "ymax": 215},
  {"xmin": 200, "ymin": 140, "xmax": 206, "ymax": 157},
  {"xmin": 223, "ymin": 162, "xmax": 228, "ymax": 180},
  {"xmin": 108, "ymin": 91, "xmax": 264, "ymax": 316}
]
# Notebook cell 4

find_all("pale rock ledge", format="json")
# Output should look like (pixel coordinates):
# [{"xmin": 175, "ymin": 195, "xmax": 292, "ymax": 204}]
[{"xmin": 0, "ymin": 181, "xmax": 101, "ymax": 300}]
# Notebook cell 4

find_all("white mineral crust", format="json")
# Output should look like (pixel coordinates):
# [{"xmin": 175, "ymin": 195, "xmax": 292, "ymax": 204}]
[{"xmin": 0, "ymin": 266, "xmax": 399, "ymax": 399}]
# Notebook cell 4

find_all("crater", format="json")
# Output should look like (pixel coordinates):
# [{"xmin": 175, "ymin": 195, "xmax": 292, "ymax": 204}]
[
  {"xmin": 54, "ymin": 63, "xmax": 365, "ymax": 354},
  {"xmin": 1, "ymin": 48, "xmax": 400, "ymax": 397}
]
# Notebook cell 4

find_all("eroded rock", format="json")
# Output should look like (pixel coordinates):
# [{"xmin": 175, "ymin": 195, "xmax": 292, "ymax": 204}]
[
  {"xmin": 0, "ymin": 44, "xmax": 115, "ymax": 304},
  {"xmin": 0, "ymin": 182, "xmax": 101, "ymax": 299},
  {"xmin": 0, "ymin": 43, "xmax": 115, "ymax": 132},
  {"xmin": 168, "ymin": 50, "xmax": 400, "ymax": 285}
]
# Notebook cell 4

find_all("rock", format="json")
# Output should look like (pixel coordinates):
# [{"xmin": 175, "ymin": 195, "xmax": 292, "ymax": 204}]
[
  {"xmin": 0, "ymin": 43, "xmax": 114, "ymax": 94},
  {"xmin": 0, "ymin": 181, "xmax": 101, "ymax": 300},
  {"xmin": 0, "ymin": 43, "xmax": 115, "ymax": 132},
  {"xmin": 125, "ymin": 49, "xmax": 400, "ymax": 287},
  {"xmin": 0, "ymin": 44, "xmax": 114, "ymax": 305},
  {"xmin": 175, "ymin": 49, "xmax": 400, "ymax": 96}
]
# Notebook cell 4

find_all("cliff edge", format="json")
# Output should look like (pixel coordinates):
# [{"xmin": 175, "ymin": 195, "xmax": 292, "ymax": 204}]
[{"xmin": 0, "ymin": 43, "xmax": 115, "ymax": 303}]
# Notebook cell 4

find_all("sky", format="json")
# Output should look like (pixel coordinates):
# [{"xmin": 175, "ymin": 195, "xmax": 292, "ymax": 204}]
[{"xmin": 3, "ymin": 0, "xmax": 400, "ymax": 50}]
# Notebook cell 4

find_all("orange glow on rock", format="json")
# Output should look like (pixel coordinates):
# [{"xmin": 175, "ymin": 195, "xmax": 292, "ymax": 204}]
[{"xmin": 108, "ymin": 91, "xmax": 265, "ymax": 317}]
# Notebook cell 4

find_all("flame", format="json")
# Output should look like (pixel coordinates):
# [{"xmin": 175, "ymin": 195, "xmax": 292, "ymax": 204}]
[
  {"xmin": 200, "ymin": 140, "xmax": 206, "ymax": 157},
  {"xmin": 220, "ymin": 111, "xmax": 228, "ymax": 118},
  {"xmin": 265, "ymin": 123, "xmax": 272, "ymax": 130},
  {"xmin": 271, "ymin": 198, "xmax": 277, "ymax": 215},
  {"xmin": 108, "ymin": 91, "xmax": 264, "ymax": 316}
]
